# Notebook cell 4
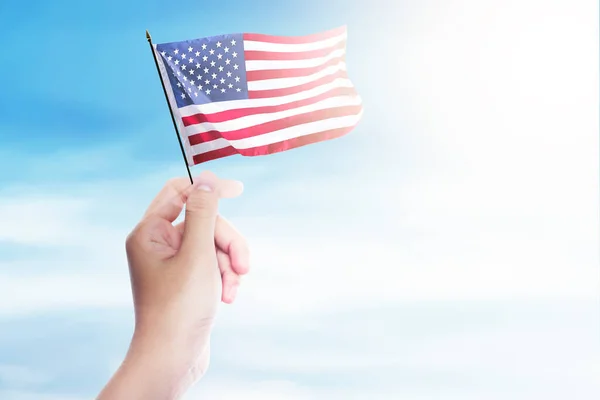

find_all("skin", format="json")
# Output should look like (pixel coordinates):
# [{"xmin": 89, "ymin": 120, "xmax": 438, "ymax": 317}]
[{"xmin": 97, "ymin": 171, "xmax": 249, "ymax": 400}]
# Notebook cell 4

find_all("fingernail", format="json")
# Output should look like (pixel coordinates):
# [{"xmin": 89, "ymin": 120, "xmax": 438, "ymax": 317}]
[{"xmin": 196, "ymin": 184, "xmax": 212, "ymax": 192}]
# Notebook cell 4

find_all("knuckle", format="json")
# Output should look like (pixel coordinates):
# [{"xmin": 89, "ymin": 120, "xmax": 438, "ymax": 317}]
[
  {"xmin": 232, "ymin": 237, "xmax": 249, "ymax": 256},
  {"xmin": 186, "ymin": 190, "xmax": 218, "ymax": 214},
  {"xmin": 224, "ymin": 270, "xmax": 240, "ymax": 285},
  {"xmin": 125, "ymin": 225, "xmax": 142, "ymax": 253},
  {"xmin": 166, "ymin": 177, "xmax": 184, "ymax": 188}
]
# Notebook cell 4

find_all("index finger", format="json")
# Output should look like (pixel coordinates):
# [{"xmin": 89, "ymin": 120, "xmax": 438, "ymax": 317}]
[{"xmin": 144, "ymin": 177, "xmax": 192, "ymax": 222}]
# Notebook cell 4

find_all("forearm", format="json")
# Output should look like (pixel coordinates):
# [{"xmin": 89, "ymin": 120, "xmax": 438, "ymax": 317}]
[{"xmin": 97, "ymin": 330, "xmax": 197, "ymax": 400}]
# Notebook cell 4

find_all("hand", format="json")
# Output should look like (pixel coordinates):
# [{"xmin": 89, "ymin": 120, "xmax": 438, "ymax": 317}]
[{"xmin": 97, "ymin": 171, "xmax": 249, "ymax": 400}]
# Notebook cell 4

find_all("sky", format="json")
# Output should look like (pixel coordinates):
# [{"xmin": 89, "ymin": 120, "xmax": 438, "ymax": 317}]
[{"xmin": 0, "ymin": 0, "xmax": 599, "ymax": 399}]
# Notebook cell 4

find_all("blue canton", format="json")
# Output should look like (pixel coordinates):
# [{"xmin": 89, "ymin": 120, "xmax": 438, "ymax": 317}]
[{"xmin": 156, "ymin": 33, "xmax": 249, "ymax": 108}]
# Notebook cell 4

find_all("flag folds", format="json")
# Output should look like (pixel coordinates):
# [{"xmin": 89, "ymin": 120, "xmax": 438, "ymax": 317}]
[{"xmin": 154, "ymin": 26, "xmax": 362, "ymax": 165}]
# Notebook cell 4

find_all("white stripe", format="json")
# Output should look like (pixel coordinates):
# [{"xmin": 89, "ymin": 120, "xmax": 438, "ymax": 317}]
[
  {"xmin": 178, "ymin": 75, "xmax": 352, "ymax": 117},
  {"xmin": 247, "ymin": 62, "xmax": 346, "ymax": 91},
  {"xmin": 243, "ymin": 31, "xmax": 347, "ymax": 53},
  {"xmin": 245, "ymin": 48, "xmax": 346, "ymax": 71},
  {"xmin": 191, "ymin": 107, "xmax": 363, "ymax": 155},
  {"xmin": 191, "ymin": 138, "xmax": 231, "ymax": 154},
  {"xmin": 184, "ymin": 95, "xmax": 362, "ymax": 136}
]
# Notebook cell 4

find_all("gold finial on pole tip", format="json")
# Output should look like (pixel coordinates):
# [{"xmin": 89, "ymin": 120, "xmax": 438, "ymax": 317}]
[{"xmin": 146, "ymin": 30, "xmax": 152, "ymax": 42}]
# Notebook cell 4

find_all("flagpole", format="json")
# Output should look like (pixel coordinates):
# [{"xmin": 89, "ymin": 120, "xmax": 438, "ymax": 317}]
[{"xmin": 146, "ymin": 30, "xmax": 194, "ymax": 185}]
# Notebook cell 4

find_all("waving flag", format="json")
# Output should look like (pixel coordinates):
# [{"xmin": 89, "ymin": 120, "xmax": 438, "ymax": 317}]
[{"xmin": 152, "ymin": 26, "xmax": 363, "ymax": 165}]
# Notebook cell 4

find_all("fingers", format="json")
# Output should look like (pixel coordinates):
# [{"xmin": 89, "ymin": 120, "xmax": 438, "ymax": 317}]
[
  {"xmin": 215, "ymin": 216, "xmax": 250, "ymax": 275},
  {"xmin": 144, "ymin": 171, "xmax": 243, "ymax": 224},
  {"xmin": 144, "ymin": 177, "xmax": 194, "ymax": 222},
  {"xmin": 179, "ymin": 183, "xmax": 220, "ymax": 261},
  {"xmin": 175, "ymin": 216, "xmax": 250, "ymax": 275},
  {"xmin": 217, "ymin": 249, "xmax": 240, "ymax": 303}
]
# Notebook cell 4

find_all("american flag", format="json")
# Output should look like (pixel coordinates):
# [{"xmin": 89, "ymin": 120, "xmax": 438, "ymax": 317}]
[{"xmin": 153, "ymin": 26, "xmax": 363, "ymax": 165}]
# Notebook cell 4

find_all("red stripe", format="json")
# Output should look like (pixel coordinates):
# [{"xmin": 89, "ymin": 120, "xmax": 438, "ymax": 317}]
[
  {"xmin": 182, "ymin": 86, "xmax": 357, "ymax": 127},
  {"xmin": 188, "ymin": 104, "xmax": 362, "ymax": 143},
  {"xmin": 243, "ymin": 26, "xmax": 346, "ymax": 45},
  {"xmin": 248, "ymin": 69, "xmax": 348, "ymax": 99},
  {"xmin": 192, "ymin": 146, "xmax": 239, "ymax": 164},
  {"xmin": 188, "ymin": 130, "xmax": 222, "ymax": 146},
  {"xmin": 247, "ymin": 56, "xmax": 344, "ymax": 81},
  {"xmin": 192, "ymin": 125, "xmax": 356, "ymax": 165},
  {"xmin": 244, "ymin": 40, "xmax": 346, "ymax": 61}
]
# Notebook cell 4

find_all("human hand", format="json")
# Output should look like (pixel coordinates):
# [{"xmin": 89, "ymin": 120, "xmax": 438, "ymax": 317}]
[{"xmin": 97, "ymin": 171, "xmax": 249, "ymax": 400}]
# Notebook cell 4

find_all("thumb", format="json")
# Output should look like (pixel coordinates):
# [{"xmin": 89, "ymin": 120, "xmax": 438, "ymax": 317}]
[{"xmin": 179, "ymin": 183, "xmax": 219, "ymax": 261}]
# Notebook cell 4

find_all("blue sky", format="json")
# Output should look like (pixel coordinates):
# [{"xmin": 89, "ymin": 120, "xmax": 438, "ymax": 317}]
[{"xmin": 0, "ymin": 0, "xmax": 599, "ymax": 399}]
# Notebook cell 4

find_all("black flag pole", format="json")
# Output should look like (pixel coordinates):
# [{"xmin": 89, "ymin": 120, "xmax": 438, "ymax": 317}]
[{"xmin": 146, "ymin": 30, "xmax": 194, "ymax": 185}]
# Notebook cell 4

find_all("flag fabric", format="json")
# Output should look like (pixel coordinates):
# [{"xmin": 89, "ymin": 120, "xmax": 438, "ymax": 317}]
[{"xmin": 153, "ymin": 26, "xmax": 363, "ymax": 165}]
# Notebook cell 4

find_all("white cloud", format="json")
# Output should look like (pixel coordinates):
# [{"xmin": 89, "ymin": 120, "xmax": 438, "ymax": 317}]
[
  {"xmin": 0, "ymin": 196, "xmax": 89, "ymax": 246},
  {"xmin": 185, "ymin": 380, "xmax": 314, "ymax": 400}
]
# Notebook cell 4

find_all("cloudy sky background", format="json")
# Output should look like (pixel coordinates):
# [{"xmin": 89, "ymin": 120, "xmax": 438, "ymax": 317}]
[{"xmin": 0, "ymin": 0, "xmax": 598, "ymax": 399}]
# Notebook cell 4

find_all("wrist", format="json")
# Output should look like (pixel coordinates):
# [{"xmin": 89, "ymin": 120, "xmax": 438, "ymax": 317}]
[{"xmin": 102, "ymin": 330, "xmax": 200, "ymax": 400}]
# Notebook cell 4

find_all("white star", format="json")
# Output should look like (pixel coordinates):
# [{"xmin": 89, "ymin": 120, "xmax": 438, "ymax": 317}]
[
  {"xmin": 161, "ymin": 51, "xmax": 166, "ymax": 56},
  {"xmin": 233, "ymin": 64, "xmax": 239, "ymax": 70},
  {"xmin": 198, "ymin": 75, "xmax": 203, "ymax": 80},
  {"xmin": 211, "ymin": 73, "xmax": 217, "ymax": 79},
  {"xmin": 188, "ymin": 87, "xmax": 192, "ymax": 93},
  {"xmin": 221, "ymin": 88, "xmax": 226, "ymax": 93},
  {"xmin": 205, "ymin": 79, "xmax": 210, "ymax": 84},
  {"xmin": 202, "ymin": 43, "xmax": 207, "ymax": 50},
  {"xmin": 198, "ymin": 84, "xmax": 203, "ymax": 90},
  {"xmin": 188, "ymin": 58, "xmax": 194, "ymax": 63},
  {"xmin": 218, "ymin": 66, "xmax": 224, "ymax": 72},
  {"xmin": 175, "ymin": 59, "xmax": 180, "ymax": 65},
  {"xmin": 177, "ymin": 71, "xmax": 181, "ymax": 76},
  {"xmin": 213, "ymin": 84, "xmax": 218, "ymax": 89},
  {"xmin": 232, "ymin": 51, "xmax": 238, "ymax": 58},
  {"xmin": 174, "ymin": 49, "xmax": 179, "ymax": 54},
  {"xmin": 195, "ymin": 51, "xmax": 200, "ymax": 57},
  {"xmin": 194, "ymin": 92, "xmax": 198, "ymax": 97},
  {"xmin": 202, "ymin": 55, "xmax": 208, "ymax": 62},
  {"xmin": 209, "ymin": 49, "xmax": 215, "ymax": 55},
  {"xmin": 196, "ymin": 63, "xmax": 201, "ymax": 68},
  {"xmin": 230, "ymin": 39, "xmax": 236, "ymax": 46},
  {"xmin": 206, "ymin": 88, "xmax": 211, "ymax": 94},
  {"xmin": 224, "ymin": 47, "xmax": 229, "ymax": 53},
  {"xmin": 181, "ymin": 65, "xmax": 186, "ymax": 70},
  {"xmin": 220, "ymin": 78, "xmax": 225, "ymax": 84},
  {"xmin": 181, "ymin": 53, "xmax": 186, "ymax": 59},
  {"xmin": 203, "ymin": 67, "xmax": 209, "ymax": 73},
  {"xmin": 210, "ymin": 60, "xmax": 216, "ymax": 67},
  {"xmin": 181, "ymin": 93, "xmax": 185, "ymax": 98},
  {"xmin": 216, "ymin": 41, "xmax": 222, "ymax": 47},
  {"xmin": 190, "ymin": 80, "xmax": 195, "ymax": 85},
  {"xmin": 217, "ymin": 53, "xmax": 223, "ymax": 60},
  {"xmin": 228, "ymin": 83, "xmax": 233, "ymax": 88},
  {"xmin": 235, "ymin": 76, "xmax": 240, "ymax": 82},
  {"xmin": 236, "ymin": 88, "xmax": 241, "ymax": 92},
  {"xmin": 188, "ymin": 46, "xmax": 193, "ymax": 52},
  {"xmin": 167, "ymin": 56, "xmax": 172, "ymax": 61},
  {"xmin": 183, "ymin": 75, "xmax": 188, "ymax": 81},
  {"xmin": 189, "ymin": 69, "xmax": 194, "ymax": 75},
  {"xmin": 226, "ymin": 71, "xmax": 232, "ymax": 77},
  {"xmin": 177, "ymin": 82, "xmax": 181, "ymax": 87},
  {"xmin": 225, "ymin": 59, "xmax": 231, "ymax": 65}
]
